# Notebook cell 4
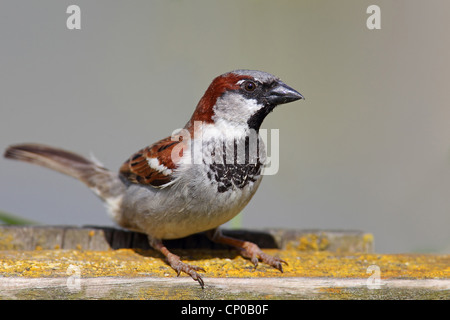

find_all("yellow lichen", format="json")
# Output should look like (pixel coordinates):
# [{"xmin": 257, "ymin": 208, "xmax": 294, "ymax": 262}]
[
  {"xmin": 319, "ymin": 236, "xmax": 330, "ymax": 250},
  {"xmin": 0, "ymin": 249, "xmax": 448, "ymax": 281}
]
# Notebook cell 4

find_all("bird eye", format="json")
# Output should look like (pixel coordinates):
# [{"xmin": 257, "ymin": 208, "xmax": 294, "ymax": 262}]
[{"xmin": 243, "ymin": 80, "xmax": 257, "ymax": 92}]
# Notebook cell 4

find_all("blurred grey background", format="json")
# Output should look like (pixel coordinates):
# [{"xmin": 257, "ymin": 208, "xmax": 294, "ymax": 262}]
[{"xmin": 1, "ymin": 1, "xmax": 449, "ymax": 253}]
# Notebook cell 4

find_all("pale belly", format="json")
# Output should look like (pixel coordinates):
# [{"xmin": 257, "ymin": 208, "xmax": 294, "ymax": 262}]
[{"xmin": 118, "ymin": 170, "xmax": 263, "ymax": 239}]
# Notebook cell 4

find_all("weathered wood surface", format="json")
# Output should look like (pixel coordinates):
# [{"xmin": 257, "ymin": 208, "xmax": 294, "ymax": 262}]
[
  {"xmin": 0, "ymin": 225, "xmax": 374, "ymax": 253},
  {"xmin": 1, "ymin": 226, "xmax": 448, "ymax": 300},
  {"xmin": 1, "ymin": 276, "xmax": 449, "ymax": 300}
]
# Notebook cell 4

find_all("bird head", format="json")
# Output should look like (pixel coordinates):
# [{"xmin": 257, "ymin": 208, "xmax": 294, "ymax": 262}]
[{"xmin": 188, "ymin": 69, "xmax": 304, "ymax": 132}]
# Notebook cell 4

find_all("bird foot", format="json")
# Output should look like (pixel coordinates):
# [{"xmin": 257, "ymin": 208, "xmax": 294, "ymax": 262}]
[
  {"xmin": 240, "ymin": 242, "xmax": 287, "ymax": 272},
  {"xmin": 207, "ymin": 228, "xmax": 287, "ymax": 272},
  {"xmin": 166, "ymin": 252, "xmax": 206, "ymax": 288}
]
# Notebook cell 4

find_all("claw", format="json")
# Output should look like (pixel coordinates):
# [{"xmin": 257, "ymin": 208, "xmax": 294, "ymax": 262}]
[
  {"xmin": 170, "ymin": 259, "xmax": 206, "ymax": 288},
  {"xmin": 258, "ymin": 251, "xmax": 287, "ymax": 273},
  {"xmin": 250, "ymin": 256, "xmax": 259, "ymax": 269},
  {"xmin": 196, "ymin": 275, "xmax": 205, "ymax": 289}
]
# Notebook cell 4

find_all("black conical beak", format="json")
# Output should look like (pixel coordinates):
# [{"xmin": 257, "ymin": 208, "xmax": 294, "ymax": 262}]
[{"xmin": 266, "ymin": 81, "xmax": 304, "ymax": 105}]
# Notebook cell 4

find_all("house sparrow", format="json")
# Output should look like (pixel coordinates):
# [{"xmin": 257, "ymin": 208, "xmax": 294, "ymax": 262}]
[{"xmin": 4, "ymin": 69, "xmax": 303, "ymax": 288}]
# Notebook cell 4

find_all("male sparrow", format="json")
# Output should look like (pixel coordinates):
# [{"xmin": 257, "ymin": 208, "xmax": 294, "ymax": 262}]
[{"xmin": 4, "ymin": 69, "xmax": 303, "ymax": 288}]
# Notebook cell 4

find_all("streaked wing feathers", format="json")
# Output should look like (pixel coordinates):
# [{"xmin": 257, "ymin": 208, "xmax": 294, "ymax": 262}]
[{"xmin": 119, "ymin": 137, "xmax": 182, "ymax": 188}]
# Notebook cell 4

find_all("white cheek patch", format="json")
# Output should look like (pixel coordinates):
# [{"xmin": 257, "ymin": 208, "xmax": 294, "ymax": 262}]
[
  {"xmin": 240, "ymin": 97, "xmax": 264, "ymax": 115},
  {"xmin": 213, "ymin": 93, "xmax": 264, "ymax": 125},
  {"xmin": 147, "ymin": 158, "xmax": 173, "ymax": 176}
]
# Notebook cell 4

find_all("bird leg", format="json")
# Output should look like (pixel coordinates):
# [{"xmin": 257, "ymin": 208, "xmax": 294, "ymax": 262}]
[
  {"xmin": 207, "ymin": 228, "xmax": 287, "ymax": 272},
  {"xmin": 149, "ymin": 238, "xmax": 205, "ymax": 288}
]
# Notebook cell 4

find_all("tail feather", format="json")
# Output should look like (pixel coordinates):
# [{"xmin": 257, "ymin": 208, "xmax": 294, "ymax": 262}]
[
  {"xmin": 4, "ymin": 143, "xmax": 124, "ymax": 200},
  {"xmin": 5, "ymin": 143, "xmax": 95, "ymax": 179}
]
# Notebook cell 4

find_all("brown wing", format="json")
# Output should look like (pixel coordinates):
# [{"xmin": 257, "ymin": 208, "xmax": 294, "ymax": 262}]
[{"xmin": 119, "ymin": 136, "xmax": 184, "ymax": 188}]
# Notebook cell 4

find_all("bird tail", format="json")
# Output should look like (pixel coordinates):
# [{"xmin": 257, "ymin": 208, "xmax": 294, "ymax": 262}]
[{"xmin": 4, "ymin": 143, "xmax": 125, "ymax": 202}]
